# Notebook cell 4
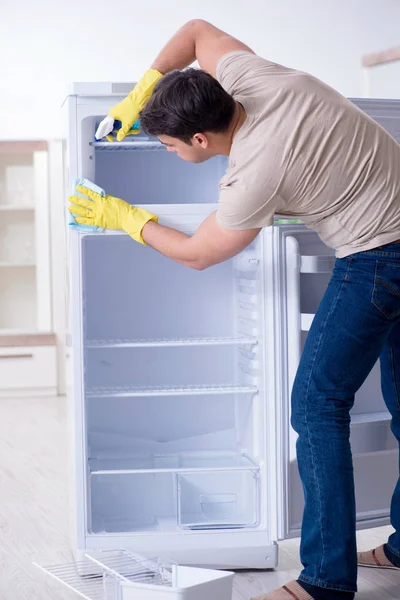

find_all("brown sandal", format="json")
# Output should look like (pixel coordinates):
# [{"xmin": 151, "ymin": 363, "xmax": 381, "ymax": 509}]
[
  {"xmin": 357, "ymin": 544, "xmax": 400, "ymax": 570},
  {"xmin": 251, "ymin": 580, "xmax": 315, "ymax": 599}
]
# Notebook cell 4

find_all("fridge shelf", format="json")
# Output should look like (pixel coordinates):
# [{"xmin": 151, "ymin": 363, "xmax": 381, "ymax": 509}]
[
  {"xmin": 90, "ymin": 141, "xmax": 165, "ymax": 152},
  {"xmin": 86, "ymin": 384, "xmax": 258, "ymax": 399},
  {"xmin": 350, "ymin": 411, "xmax": 391, "ymax": 425},
  {"xmin": 85, "ymin": 336, "xmax": 257, "ymax": 348},
  {"xmin": 89, "ymin": 452, "xmax": 259, "ymax": 475}
]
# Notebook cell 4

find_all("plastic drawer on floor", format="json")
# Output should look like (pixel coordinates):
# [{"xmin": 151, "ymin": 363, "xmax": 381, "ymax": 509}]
[
  {"xmin": 177, "ymin": 469, "xmax": 259, "ymax": 530},
  {"xmin": 35, "ymin": 551, "xmax": 235, "ymax": 600}
]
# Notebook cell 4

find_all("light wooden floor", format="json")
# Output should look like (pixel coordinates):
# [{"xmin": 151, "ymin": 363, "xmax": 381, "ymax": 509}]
[{"xmin": 0, "ymin": 395, "xmax": 399, "ymax": 600}]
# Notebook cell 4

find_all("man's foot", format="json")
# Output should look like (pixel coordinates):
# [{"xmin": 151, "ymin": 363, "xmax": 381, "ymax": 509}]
[
  {"xmin": 357, "ymin": 544, "xmax": 400, "ymax": 570},
  {"xmin": 251, "ymin": 580, "xmax": 314, "ymax": 599}
]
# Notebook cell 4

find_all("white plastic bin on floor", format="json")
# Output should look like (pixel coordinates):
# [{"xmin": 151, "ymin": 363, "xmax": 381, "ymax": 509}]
[
  {"xmin": 35, "ymin": 551, "xmax": 234, "ymax": 600},
  {"xmin": 120, "ymin": 565, "xmax": 234, "ymax": 600}
]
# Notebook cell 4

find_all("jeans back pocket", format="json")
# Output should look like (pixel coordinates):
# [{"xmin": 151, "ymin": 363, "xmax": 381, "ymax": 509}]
[{"xmin": 372, "ymin": 260, "xmax": 400, "ymax": 320}]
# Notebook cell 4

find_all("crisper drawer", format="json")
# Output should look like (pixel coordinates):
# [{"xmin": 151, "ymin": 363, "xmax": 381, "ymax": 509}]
[
  {"xmin": 0, "ymin": 345, "xmax": 57, "ymax": 392},
  {"xmin": 177, "ymin": 470, "xmax": 260, "ymax": 530},
  {"xmin": 89, "ymin": 462, "xmax": 260, "ymax": 534}
]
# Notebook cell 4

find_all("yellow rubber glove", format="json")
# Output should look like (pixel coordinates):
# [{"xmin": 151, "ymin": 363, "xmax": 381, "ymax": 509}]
[
  {"xmin": 108, "ymin": 69, "xmax": 163, "ymax": 142},
  {"xmin": 68, "ymin": 185, "xmax": 158, "ymax": 245}
]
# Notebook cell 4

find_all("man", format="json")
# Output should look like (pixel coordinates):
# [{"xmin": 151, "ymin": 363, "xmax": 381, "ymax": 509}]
[{"xmin": 69, "ymin": 19, "xmax": 400, "ymax": 600}]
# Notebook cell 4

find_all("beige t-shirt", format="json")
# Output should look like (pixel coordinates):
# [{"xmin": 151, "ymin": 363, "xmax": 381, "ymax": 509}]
[{"xmin": 216, "ymin": 51, "xmax": 400, "ymax": 258}]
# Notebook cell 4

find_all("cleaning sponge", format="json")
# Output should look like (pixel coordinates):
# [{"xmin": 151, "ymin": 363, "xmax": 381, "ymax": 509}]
[{"xmin": 68, "ymin": 178, "xmax": 104, "ymax": 232}]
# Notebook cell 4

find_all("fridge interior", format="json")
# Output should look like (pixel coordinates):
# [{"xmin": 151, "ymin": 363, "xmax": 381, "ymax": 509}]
[
  {"xmin": 80, "ymin": 116, "xmax": 228, "ymax": 204},
  {"xmin": 81, "ymin": 232, "xmax": 265, "ymax": 535}
]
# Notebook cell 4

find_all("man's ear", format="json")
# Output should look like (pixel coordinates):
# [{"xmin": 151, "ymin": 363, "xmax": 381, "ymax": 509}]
[{"xmin": 192, "ymin": 133, "xmax": 209, "ymax": 148}]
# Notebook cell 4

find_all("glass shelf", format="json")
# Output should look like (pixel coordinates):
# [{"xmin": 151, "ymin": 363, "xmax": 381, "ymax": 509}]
[
  {"xmin": 90, "ymin": 141, "xmax": 165, "ymax": 152},
  {"xmin": 89, "ymin": 452, "xmax": 259, "ymax": 475},
  {"xmin": 85, "ymin": 336, "xmax": 257, "ymax": 349},
  {"xmin": 86, "ymin": 383, "xmax": 257, "ymax": 399}
]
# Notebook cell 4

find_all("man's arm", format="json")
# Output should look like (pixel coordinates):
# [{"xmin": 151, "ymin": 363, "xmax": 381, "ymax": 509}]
[
  {"xmin": 151, "ymin": 19, "xmax": 254, "ymax": 77},
  {"xmin": 144, "ymin": 20, "xmax": 256, "ymax": 267},
  {"xmin": 142, "ymin": 211, "xmax": 260, "ymax": 270}
]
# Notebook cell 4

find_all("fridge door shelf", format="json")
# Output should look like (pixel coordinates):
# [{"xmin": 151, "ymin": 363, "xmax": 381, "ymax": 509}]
[
  {"xmin": 86, "ymin": 384, "xmax": 258, "ymax": 399},
  {"xmin": 300, "ymin": 255, "xmax": 335, "ymax": 273},
  {"xmin": 300, "ymin": 313, "xmax": 314, "ymax": 331},
  {"xmin": 90, "ymin": 141, "xmax": 165, "ymax": 152},
  {"xmin": 89, "ymin": 452, "xmax": 259, "ymax": 474},
  {"xmin": 35, "ymin": 551, "xmax": 234, "ymax": 600},
  {"xmin": 84, "ymin": 336, "xmax": 258, "ymax": 349}
]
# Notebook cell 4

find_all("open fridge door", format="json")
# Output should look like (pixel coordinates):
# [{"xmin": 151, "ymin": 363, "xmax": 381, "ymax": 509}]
[
  {"xmin": 269, "ymin": 98, "xmax": 400, "ymax": 540},
  {"xmin": 275, "ymin": 225, "xmax": 398, "ymax": 539},
  {"xmin": 272, "ymin": 97, "xmax": 400, "ymax": 540}
]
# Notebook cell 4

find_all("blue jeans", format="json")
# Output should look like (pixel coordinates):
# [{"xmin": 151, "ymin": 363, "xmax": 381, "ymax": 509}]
[{"xmin": 291, "ymin": 243, "xmax": 400, "ymax": 593}]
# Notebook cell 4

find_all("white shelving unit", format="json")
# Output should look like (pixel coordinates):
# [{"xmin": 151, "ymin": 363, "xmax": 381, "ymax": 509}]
[{"xmin": 0, "ymin": 142, "xmax": 58, "ymax": 397}]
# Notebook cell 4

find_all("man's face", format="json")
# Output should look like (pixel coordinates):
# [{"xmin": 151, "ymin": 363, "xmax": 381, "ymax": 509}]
[{"xmin": 158, "ymin": 134, "xmax": 212, "ymax": 163}]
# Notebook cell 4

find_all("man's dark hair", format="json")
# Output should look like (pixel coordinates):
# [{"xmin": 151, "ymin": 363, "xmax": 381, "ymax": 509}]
[{"xmin": 139, "ymin": 68, "xmax": 236, "ymax": 144}]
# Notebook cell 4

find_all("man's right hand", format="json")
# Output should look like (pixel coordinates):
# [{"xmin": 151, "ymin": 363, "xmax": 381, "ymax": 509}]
[{"xmin": 99, "ymin": 68, "xmax": 163, "ymax": 142}]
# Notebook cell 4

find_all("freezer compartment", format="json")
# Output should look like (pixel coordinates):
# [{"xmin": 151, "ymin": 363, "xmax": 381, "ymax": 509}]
[
  {"xmin": 81, "ymin": 115, "xmax": 227, "ymax": 205},
  {"xmin": 87, "ymin": 393, "xmax": 255, "ymax": 460},
  {"xmin": 177, "ymin": 470, "xmax": 260, "ymax": 529},
  {"xmin": 35, "ymin": 550, "xmax": 234, "ymax": 600},
  {"xmin": 85, "ymin": 344, "xmax": 256, "ymax": 389},
  {"xmin": 89, "ymin": 466, "xmax": 259, "ymax": 533}
]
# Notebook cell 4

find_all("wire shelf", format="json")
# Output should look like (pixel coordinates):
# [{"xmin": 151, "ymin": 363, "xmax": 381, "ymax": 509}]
[
  {"xmin": 90, "ymin": 141, "xmax": 165, "ymax": 152},
  {"xmin": 86, "ymin": 383, "xmax": 257, "ymax": 399},
  {"xmin": 85, "ymin": 336, "xmax": 257, "ymax": 349},
  {"xmin": 88, "ymin": 552, "xmax": 173, "ymax": 586},
  {"xmin": 35, "ymin": 552, "xmax": 173, "ymax": 600}
]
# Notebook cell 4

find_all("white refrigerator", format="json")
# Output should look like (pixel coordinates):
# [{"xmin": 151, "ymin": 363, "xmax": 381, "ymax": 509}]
[{"xmin": 62, "ymin": 86, "xmax": 400, "ymax": 575}]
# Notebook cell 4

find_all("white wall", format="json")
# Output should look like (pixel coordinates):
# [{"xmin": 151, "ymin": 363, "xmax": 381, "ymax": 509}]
[
  {"xmin": 366, "ymin": 62, "xmax": 400, "ymax": 98},
  {"xmin": 2, "ymin": 0, "xmax": 400, "ymax": 140}
]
